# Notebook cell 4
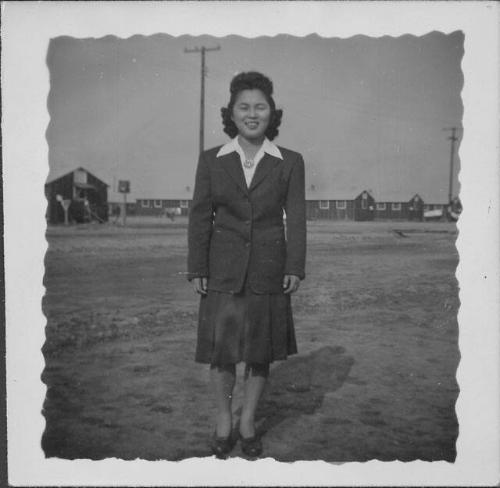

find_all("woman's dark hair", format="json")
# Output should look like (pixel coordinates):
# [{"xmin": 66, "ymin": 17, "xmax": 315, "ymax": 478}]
[{"xmin": 221, "ymin": 71, "xmax": 283, "ymax": 141}]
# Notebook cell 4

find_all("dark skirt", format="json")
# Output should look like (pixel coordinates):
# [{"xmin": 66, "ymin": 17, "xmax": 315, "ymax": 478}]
[{"xmin": 195, "ymin": 282, "xmax": 298, "ymax": 365}]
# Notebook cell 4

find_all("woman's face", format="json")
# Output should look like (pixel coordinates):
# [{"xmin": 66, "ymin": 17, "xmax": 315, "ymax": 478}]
[{"xmin": 231, "ymin": 89, "xmax": 271, "ymax": 142}]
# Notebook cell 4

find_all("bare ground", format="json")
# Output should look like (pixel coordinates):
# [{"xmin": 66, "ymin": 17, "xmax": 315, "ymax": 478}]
[{"xmin": 41, "ymin": 217, "xmax": 459, "ymax": 462}]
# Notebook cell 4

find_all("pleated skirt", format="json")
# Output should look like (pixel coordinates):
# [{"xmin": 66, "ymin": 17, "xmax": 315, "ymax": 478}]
[{"xmin": 195, "ymin": 281, "xmax": 298, "ymax": 365}]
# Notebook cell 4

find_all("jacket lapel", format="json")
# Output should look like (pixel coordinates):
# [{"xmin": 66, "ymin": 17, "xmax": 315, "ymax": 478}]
[
  {"xmin": 218, "ymin": 152, "xmax": 248, "ymax": 195},
  {"xmin": 249, "ymin": 153, "xmax": 281, "ymax": 192}
]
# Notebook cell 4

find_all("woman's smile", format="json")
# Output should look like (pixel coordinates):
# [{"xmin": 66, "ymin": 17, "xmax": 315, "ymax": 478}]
[{"xmin": 244, "ymin": 121, "xmax": 261, "ymax": 133}]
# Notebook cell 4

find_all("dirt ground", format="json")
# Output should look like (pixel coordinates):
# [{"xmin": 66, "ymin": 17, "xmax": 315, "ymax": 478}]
[{"xmin": 41, "ymin": 217, "xmax": 459, "ymax": 462}]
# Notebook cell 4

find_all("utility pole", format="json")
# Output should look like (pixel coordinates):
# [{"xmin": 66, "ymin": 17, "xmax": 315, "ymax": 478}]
[
  {"xmin": 443, "ymin": 127, "xmax": 460, "ymax": 204},
  {"xmin": 184, "ymin": 45, "xmax": 220, "ymax": 153}
]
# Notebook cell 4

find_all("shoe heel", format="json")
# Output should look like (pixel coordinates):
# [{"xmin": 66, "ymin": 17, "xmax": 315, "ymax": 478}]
[
  {"xmin": 239, "ymin": 433, "xmax": 263, "ymax": 458},
  {"xmin": 211, "ymin": 431, "xmax": 234, "ymax": 459}
]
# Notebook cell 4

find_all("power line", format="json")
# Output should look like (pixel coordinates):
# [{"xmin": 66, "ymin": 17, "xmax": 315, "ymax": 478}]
[{"xmin": 184, "ymin": 45, "xmax": 220, "ymax": 153}]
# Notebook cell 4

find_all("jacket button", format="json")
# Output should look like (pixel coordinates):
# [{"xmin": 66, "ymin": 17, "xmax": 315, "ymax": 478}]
[
  {"xmin": 245, "ymin": 242, "xmax": 250, "ymax": 247},
  {"xmin": 245, "ymin": 220, "xmax": 250, "ymax": 225}
]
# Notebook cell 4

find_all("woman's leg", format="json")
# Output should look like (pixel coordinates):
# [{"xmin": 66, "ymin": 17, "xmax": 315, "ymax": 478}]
[
  {"xmin": 239, "ymin": 363, "xmax": 270, "ymax": 438},
  {"xmin": 210, "ymin": 364, "xmax": 236, "ymax": 438}
]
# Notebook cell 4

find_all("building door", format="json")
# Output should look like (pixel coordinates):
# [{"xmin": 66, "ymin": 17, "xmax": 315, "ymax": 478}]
[{"xmin": 354, "ymin": 192, "xmax": 375, "ymax": 221}]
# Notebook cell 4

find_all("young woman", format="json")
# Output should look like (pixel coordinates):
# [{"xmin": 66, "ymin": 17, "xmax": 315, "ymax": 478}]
[{"xmin": 187, "ymin": 71, "xmax": 306, "ymax": 458}]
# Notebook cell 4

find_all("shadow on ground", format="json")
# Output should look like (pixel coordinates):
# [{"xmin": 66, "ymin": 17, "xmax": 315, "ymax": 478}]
[{"xmin": 256, "ymin": 345, "xmax": 354, "ymax": 437}]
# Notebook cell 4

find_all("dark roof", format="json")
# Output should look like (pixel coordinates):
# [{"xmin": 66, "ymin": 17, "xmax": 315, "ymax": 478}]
[
  {"xmin": 305, "ymin": 189, "xmax": 374, "ymax": 201},
  {"xmin": 45, "ymin": 167, "xmax": 109, "ymax": 186}
]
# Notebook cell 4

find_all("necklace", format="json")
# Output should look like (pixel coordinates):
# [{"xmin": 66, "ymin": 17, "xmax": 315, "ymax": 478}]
[{"xmin": 244, "ymin": 159, "xmax": 255, "ymax": 169}]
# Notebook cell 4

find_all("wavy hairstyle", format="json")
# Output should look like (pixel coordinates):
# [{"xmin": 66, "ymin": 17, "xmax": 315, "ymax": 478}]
[{"xmin": 220, "ymin": 71, "xmax": 283, "ymax": 141}]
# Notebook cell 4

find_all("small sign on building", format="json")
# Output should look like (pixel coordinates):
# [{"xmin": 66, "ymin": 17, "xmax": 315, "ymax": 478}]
[
  {"xmin": 117, "ymin": 180, "xmax": 130, "ymax": 225},
  {"xmin": 118, "ymin": 180, "xmax": 130, "ymax": 193}
]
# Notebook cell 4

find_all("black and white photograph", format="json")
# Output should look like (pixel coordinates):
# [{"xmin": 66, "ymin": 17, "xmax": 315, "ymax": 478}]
[
  {"xmin": 3, "ymin": 2, "xmax": 499, "ymax": 486},
  {"xmin": 42, "ymin": 31, "xmax": 464, "ymax": 462}
]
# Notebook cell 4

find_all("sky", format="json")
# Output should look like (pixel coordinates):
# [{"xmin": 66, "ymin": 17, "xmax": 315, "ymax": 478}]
[{"xmin": 46, "ymin": 32, "xmax": 463, "ymax": 203}]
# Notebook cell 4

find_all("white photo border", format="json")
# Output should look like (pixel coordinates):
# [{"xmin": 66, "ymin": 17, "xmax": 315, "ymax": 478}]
[{"xmin": 2, "ymin": 1, "xmax": 499, "ymax": 486}]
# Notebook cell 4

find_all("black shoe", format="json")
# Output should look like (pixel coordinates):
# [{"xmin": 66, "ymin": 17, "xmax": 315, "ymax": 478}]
[
  {"xmin": 240, "ymin": 434, "xmax": 263, "ymax": 458},
  {"xmin": 211, "ymin": 432, "xmax": 234, "ymax": 459}
]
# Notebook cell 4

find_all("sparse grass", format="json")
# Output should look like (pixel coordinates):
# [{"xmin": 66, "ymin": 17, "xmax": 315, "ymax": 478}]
[{"xmin": 42, "ymin": 218, "xmax": 459, "ymax": 461}]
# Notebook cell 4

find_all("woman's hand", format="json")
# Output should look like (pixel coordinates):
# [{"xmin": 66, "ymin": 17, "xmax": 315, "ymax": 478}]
[
  {"xmin": 193, "ymin": 277, "xmax": 208, "ymax": 295},
  {"xmin": 283, "ymin": 274, "xmax": 300, "ymax": 294}
]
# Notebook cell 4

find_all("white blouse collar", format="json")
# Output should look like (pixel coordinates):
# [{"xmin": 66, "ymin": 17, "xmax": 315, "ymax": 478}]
[{"xmin": 216, "ymin": 137, "xmax": 283, "ymax": 160}]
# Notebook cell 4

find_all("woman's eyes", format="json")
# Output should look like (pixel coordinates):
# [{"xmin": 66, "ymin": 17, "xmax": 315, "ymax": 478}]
[{"xmin": 237, "ymin": 104, "xmax": 269, "ymax": 111}]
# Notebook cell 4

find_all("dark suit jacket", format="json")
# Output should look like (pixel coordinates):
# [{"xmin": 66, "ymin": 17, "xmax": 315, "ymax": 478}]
[{"xmin": 187, "ymin": 145, "xmax": 306, "ymax": 294}]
